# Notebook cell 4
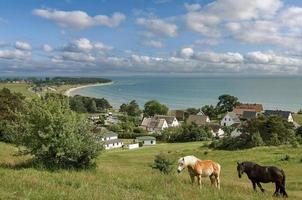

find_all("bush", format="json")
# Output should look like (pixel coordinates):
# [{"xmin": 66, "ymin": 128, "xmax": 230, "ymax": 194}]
[
  {"xmin": 152, "ymin": 152, "xmax": 174, "ymax": 174},
  {"xmin": 17, "ymin": 96, "xmax": 104, "ymax": 168},
  {"xmin": 280, "ymin": 155, "xmax": 290, "ymax": 162}
]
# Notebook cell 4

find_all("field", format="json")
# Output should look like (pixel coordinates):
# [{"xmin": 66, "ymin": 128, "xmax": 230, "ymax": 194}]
[
  {"xmin": 293, "ymin": 114, "xmax": 302, "ymax": 126},
  {"xmin": 0, "ymin": 142, "xmax": 301, "ymax": 200},
  {"xmin": 0, "ymin": 83, "xmax": 37, "ymax": 98}
]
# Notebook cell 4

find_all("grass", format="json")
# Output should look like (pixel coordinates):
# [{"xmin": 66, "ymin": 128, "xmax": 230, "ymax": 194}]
[
  {"xmin": 0, "ymin": 83, "xmax": 37, "ymax": 98},
  {"xmin": 293, "ymin": 114, "xmax": 302, "ymax": 126},
  {"xmin": 0, "ymin": 142, "xmax": 302, "ymax": 200}
]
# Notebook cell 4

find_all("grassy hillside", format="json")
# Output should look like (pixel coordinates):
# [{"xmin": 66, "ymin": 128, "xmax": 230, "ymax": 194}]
[
  {"xmin": 293, "ymin": 114, "xmax": 302, "ymax": 125},
  {"xmin": 0, "ymin": 142, "xmax": 301, "ymax": 200},
  {"xmin": 0, "ymin": 83, "xmax": 37, "ymax": 98}
]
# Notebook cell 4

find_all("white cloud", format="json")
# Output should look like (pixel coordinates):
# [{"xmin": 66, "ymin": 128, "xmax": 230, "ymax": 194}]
[
  {"xmin": 32, "ymin": 9, "xmax": 125, "ymax": 29},
  {"xmin": 184, "ymin": 3, "xmax": 201, "ymax": 12},
  {"xmin": 143, "ymin": 40, "xmax": 164, "ymax": 48},
  {"xmin": 94, "ymin": 42, "xmax": 113, "ymax": 51},
  {"xmin": 15, "ymin": 41, "xmax": 31, "ymax": 51},
  {"xmin": 42, "ymin": 44, "xmax": 53, "ymax": 52},
  {"xmin": 136, "ymin": 17, "xmax": 178, "ymax": 37},
  {"xmin": 207, "ymin": 0, "xmax": 283, "ymax": 20},
  {"xmin": 194, "ymin": 39, "xmax": 220, "ymax": 46},
  {"xmin": 63, "ymin": 38, "xmax": 93, "ymax": 52},
  {"xmin": 0, "ymin": 49, "xmax": 31, "ymax": 60},
  {"xmin": 194, "ymin": 51, "xmax": 244, "ymax": 63},
  {"xmin": 179, "ymin": 47, "xmax": 194, "ymax": 59},
  {"xmin": 53, "ymin": 52, "xmax": 95, "ymax": 63}
]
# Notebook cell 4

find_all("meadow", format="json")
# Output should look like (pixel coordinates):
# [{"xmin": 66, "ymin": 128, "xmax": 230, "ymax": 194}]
[
  {"xmin": 0, "ymin": 83, "xmax": 36, "ymax": 98},
  {"xmin": 0, "ymin": 142, "xmax": 301, "ymax": 200}
]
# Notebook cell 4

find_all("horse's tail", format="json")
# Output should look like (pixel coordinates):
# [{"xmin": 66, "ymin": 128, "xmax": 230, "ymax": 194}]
[
  {"xmin": 281, "ymin": 169, "xmax": 288, "ymax": 197},
  {"xmin": 281, "ymin": 169, "xmax": 286, "ymax": 187}
]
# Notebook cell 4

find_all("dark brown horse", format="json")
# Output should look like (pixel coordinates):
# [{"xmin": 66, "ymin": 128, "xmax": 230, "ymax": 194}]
[{"xmin": 237, "ymin": 162, "xmax": 288, "ymax": 197}]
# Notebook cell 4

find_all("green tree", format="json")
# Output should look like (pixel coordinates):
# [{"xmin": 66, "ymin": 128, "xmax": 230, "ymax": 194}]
[
  {"xmin": 17, "ymin": 96, "xmax": 103, "ymax": 168},
  {"xmin": 250, "ymin": 131, "xmax": 264, "ymax": 147},
  {"xmin": 144, "ymin": 100, "xmax": 168, "ymax": 117},
  {"xmin": 216, "ymin": 94, "xmax": 240, "ymax": 113},
  {"xmin": 201, "ymin": 105, "xmax": 218, "ymax": 119},
  {"xmin": 87, "ymin": 99, "xmax": 97, "ymax": 113},
  {"xmin": 0, "ymin": 88, "xmax": 25, "ymax": 142},
  {"xmin": 119, "ymin": 100, "xmax": 142, "ymax": 117}
]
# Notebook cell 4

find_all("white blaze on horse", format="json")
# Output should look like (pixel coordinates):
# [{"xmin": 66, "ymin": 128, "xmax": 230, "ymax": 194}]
[{"xmin": 177, "ymin": 155, "xmax": 221, "ymax": 189}]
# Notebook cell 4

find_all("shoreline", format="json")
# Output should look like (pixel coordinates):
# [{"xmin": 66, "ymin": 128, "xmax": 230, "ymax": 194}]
[{"xmin": 64, "ymin": 82, "xmax": 113, "ymax": 97}]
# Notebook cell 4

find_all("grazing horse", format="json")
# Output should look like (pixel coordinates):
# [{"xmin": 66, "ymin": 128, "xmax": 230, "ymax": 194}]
[
  {"xmin": 177, "ymin": 155, "xmax": 221, "ymax": 189},
  {"xmin": 237, "ymin": 162, "xmax": 288, "ymax": 197}
]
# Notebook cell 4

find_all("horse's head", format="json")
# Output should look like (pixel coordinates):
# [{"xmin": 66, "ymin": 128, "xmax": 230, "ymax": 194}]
[
  {"xmin": 237, "ymin": 162, "xmax": 245, "ymax": 178},
  {"xmin": 177, "ymin": 157, "xmax": 186, "ymax": 173}
]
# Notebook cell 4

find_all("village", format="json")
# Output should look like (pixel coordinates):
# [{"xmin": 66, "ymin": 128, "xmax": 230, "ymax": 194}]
[{"xmin": 90, "ymin": 101, "xmax": 302, "ymax": 150}]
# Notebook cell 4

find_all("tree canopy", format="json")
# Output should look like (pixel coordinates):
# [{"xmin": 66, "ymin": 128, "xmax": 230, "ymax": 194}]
[{"xmin": 143, "ymin": 100, "xmax": 168, "ymax": 117}]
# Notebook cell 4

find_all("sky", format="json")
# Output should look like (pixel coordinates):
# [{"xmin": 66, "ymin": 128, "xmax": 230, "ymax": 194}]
[{"xmin": 0, "ymin": 0, "xmax": 302, "ymax": 76}]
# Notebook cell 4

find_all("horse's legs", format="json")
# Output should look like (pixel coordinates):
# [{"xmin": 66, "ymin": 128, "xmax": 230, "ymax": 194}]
[
  {"xmin": 256, "ymin": 182, "xmax": 265, "ymax": 192},
  {"xmin": 216, "ymin": 176, "xmax": 220, "ymax": 190},
  {"xmin": 190, "ymin": 174, "xmax": 195, "ymax": 185},
  {"xmin": 251, "ymin": 181, "xmax": 256, "ymax": 191},
  {"xmin": 273, "ymin": 182, "xmax": 280, "ymax": 197},
  {"xmin": 210, "ymin": 174, "xmax": 216, "ymax": 187},
  {"xmin": 279, "ymin": 185, "xmax": 288, "ymax": 198},
  {"xmin": 197, "ymin": 175, "xmax": 202, "ymax": 188}
]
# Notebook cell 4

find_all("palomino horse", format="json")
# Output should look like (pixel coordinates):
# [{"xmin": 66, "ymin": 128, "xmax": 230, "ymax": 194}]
[
  {"xmin": 177, "ymin": 155, "xmax": 221, "ymax": 189},
  {"xmin": 237, "ymin": 162, "xmax": 288, "ymax": 197}
]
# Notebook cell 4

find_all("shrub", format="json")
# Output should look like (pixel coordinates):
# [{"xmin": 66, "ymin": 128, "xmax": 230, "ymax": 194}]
[
  {"xmin": 281, "ymin": 155, "xmax": 290, "ymax": 162},
  {"xmin": 152, "ymin": 152, "xmax": 174, "ymax": 174},
  {"xmin": 17, "ymin": 96, "xmax": 104, "ymax": 168}
]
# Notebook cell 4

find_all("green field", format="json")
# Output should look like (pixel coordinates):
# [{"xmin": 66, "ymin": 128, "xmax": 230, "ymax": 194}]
[
  {"xmin": 0, "ymin": 142, "xmax": 301, "ymax": 200},
  {"xmin": 293, "ymin": 114, "xmax": 302, "ymax": 126},
  {"xmin": 0, "ymin": 83, "xmax": 37, "ymax": 98}
]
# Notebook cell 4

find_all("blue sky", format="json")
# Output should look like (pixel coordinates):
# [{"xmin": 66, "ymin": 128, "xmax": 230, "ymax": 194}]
[{"xmin": 0, "ymin": 0, "xmax": 301, "ymax": 76}]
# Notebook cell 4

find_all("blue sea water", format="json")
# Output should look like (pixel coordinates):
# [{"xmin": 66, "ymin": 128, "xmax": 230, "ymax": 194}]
[{"xmin": 70, "ymin": 75, "xmax": 302, "ymax": 112}]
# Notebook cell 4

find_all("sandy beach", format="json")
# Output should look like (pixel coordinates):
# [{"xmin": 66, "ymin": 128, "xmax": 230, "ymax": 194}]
[{"xmin": 64, "ymin": 82, "xmax": 113, "ymax": 97}]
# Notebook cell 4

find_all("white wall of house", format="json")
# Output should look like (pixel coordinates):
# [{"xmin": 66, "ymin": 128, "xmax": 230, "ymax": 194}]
[
  {"xmin": 143, "ymin": 140, "xmax": 156, "ymax": 145},
  {"xmin": 102, "ymin": 136, "xmax": 118, "ymax": 141},
  {"xmin": 128, "ymin": 143, "xmax": 139, "ymax": 149},
  {"xmin": 161, "ymin": 120, "xmax": 169, "ymax": 130},
  {"xmin": 211, "ymin": 128, "xmax": 225, "ymax": 138},
  {"xmin": 288, "ymin": 113, "xmax": 294, "ymax": 123},
  {"xmin": 104, "ymin": 141, "xmax": 123, "ymax": 150},
  {"xmin": 220, "ymin": 114, "xmax": 236, "ymax": 126},
  {"xmin": 170, "ymin": 118, "xmax": 180, "ymax": 127}
]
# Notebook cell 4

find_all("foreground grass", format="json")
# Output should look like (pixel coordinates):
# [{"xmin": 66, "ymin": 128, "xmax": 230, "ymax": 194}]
[{"xmin": 0, "ymin": 142, "xmax": 301, "ymax": 200}]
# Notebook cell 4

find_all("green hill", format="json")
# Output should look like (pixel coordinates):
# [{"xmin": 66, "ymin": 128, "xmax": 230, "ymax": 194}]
[{"xmin": 0, "ymin": 142, "xmax": 301, "ymax": 200}]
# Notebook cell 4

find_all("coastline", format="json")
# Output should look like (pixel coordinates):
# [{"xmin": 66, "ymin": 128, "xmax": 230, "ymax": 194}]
[{"xmin": 64, "ymin": 82, "xmax": 113, "ymax": 97}]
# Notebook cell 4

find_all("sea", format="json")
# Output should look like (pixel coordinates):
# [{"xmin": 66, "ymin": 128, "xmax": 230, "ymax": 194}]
[{"xmin": 69, "ymin": 74, "xmax": 302, "ymax": 112}]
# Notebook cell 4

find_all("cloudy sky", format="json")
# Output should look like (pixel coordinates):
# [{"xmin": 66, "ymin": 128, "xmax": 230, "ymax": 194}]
[{"xmin": 0, "ymin": 0, "xmax": 302, "ymax": 76}]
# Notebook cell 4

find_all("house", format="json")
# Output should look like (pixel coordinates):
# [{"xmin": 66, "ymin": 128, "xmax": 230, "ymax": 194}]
[
  {"xmin": 105, "ymin": 115, "xmax": 119, "ymax": 125},
  {"xmin": 102, "ymin": 132, "xmax": 123, "ymax": 150},
  {"xmin": 140, "ymin": 117, "xmax": 169, "ymax": 132},
  {"xmin": 135, "ymin": 136, "xmax": 156, "ymax": 146},
  {"xmin": 233, "ymin": 103, "xmax": 263, "ymax": 116},
  {"xmin": 264, "ymin": 110, "xmax": 294, "ymax": 123},
  {"xmin": 154, "ymin": 115, "xmax": 180, "ymax": 127},
  {"xmin": 208, "ymin": 124, "xmax": 225, "ymax": 138},
  {"xmin": 187, "ymin": 115, "xmax": 210, "ymax": 126},
  {"xmin": 168, "ymin": 110, "xmax": 186, "ymax": 121},
  {"xmin": 220, "ymin": 112, "xmax": 241, "ymax": 126},
  {"xmin": 241, "ymin": 111, "xmax": 257, "ymax": 120},
  {"xmin": 126, "ymin": 143, "xmax": 140, "ymax": 150},
  {"xmin": 88, "ymin": 114, "xmax": 100, "ymax": 121}
]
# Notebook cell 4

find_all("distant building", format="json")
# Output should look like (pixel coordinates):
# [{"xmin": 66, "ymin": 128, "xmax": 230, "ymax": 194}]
[
  {"xmin": 140, "ymin": 117, "xmax": 169, "ymax": 133},
  {"xmin": 233, "ymin": 103, "xmax": 263, "ymax": 116},
  {"xmin": 221, "ymin": 112, "xmax": 241, "ymax": 127},
  {"xmin": 88, "ymin": 114, "xmax": 100, "ymax": 121},
  {"xmin": 187, "ymin": 115, "xmax": 210, "ymax": 126},
  {"xmin": 241, "ymin": 111, "xmax": 258, "ymax": 120},
  {"xmin": 264, "ymin": 110, "xmax": 294, "ymax": 123},
  {"xmin": 168, "ymin": 110, "xmax": 186, "ymax": 121},
  {"xmin": 154, "ymin": 115, "xmax": 180, "ymax": 127},
  {"xmin": 135, "ymin": 136, "xmax": 156, "ymax": 146},
  {"xmin": 102, "ymin": 132, "xmax": 123, "ymax": 150},
  {"xmin": 105, "ymin": 115, "xmax": 119, "ymax": 125},
  {"xmin": 208, "ymin": 124, "xmax": 225, "ymax": 138}
]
